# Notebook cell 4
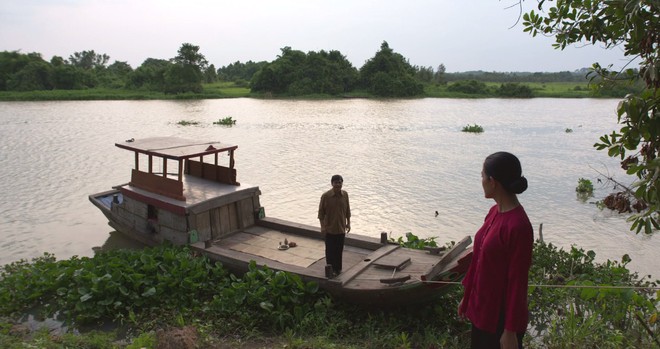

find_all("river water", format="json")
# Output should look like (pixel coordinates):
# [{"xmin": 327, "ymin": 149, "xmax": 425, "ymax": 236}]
[{"xmin": 0, "ymin": 98, "xmax": 657, "ymax": 279}]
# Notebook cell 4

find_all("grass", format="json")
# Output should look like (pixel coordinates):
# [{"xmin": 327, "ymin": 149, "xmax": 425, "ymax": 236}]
[
  {"xmin": 424, "ymin": 81, "xmax": 598, "ymax": 98},
  {"xmin": 0, "ymin": 82, "xmax": 251, "ymax": 101},
  {"xmin": 0, "ymin": 81, "xmax": 613, "ymax": 101}
]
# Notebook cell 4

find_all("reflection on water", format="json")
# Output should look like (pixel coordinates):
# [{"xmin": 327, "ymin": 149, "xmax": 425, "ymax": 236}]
[{"xmin": 0, "ymin": 98, "xmax": 657, "ymax": 278}]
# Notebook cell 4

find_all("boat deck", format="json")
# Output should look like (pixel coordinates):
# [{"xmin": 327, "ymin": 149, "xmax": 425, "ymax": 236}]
[
  {"xmin": 213, "ymin": 225, "xmax": 370, "ymax": 277},
  {"xmin": 120, "ymin": 173, "xmax": 259, "ymax": 213},
  {"xmin": 197, "ymin": 222, "xmax": 459, "ymax": 291}
]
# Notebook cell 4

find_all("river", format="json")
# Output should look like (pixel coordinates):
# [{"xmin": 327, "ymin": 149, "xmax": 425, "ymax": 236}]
[{"xmin": 0, "ymin": 98, "xmax": 657, "ymax": 279}]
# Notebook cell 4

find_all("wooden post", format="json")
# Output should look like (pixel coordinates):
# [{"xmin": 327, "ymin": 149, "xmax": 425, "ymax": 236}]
[
  {"xmin": 148, "ymin": 155, "xmax": 153, "ymax": 174},
  {"xmin": 162, "ymin": 158, "xmax": 167, "ymax": 177},
  {"xmin": 229, "ymin": 150, "xmax": 235, "ymax": 169},
  {"xmin": 539, "ymin": 223, "xmax": 544, "ymax": 243},
  {"xmin": 134, "ymin": 152, "xmax": 139, "ymax": 171},
  {"xmin": 177, "ymin": 159, "xmax": 183, "ymax": 181},
  {"xmin": 380, "ymin": 232, "xmax": 388, "ymax": 244}
]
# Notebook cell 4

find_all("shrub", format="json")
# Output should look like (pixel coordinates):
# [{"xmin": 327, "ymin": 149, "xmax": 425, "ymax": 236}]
[
  {"xmin": 496, "ymin": 83, "xmax": 533, "ymax": 98},
  {"xmin": 447, "ymin": 80, "xmax": 487, "ymax": 94}
]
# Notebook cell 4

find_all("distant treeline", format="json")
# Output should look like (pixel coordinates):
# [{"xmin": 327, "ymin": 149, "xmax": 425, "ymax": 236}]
[{"xmin": 0, "ymin": 41, "xmax": 642, "ymax": 98}]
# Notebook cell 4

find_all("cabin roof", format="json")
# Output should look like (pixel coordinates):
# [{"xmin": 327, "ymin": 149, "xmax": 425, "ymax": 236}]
[{"xmin": 116, "ymin": 137, "xmax": 237, "ymax": 160}]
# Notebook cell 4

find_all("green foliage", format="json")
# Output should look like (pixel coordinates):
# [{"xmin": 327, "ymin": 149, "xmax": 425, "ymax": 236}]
[
  {"xmin": 447, "ymin": 80, "xmax": 488, "ymax": 94},
  {"xmin": 576, "ymin": 178, "xmax": 594, "ymax": 194},
  {"xmin": 496, "ymin": 82, "xmax": 533, "ymax": 98},
  {"xmin": 0, "ymin": 247, "xmax": 229, "ymax": 324},
  {"xmin": 0, "ymin": 242, "xmax": 658, "ymax": 348},
  {"xmin": 358, "ymin": 41, "xmax": 424, "ymax": 97},
  {"xmin": 462, "ymin": 124, "xmax": 484, "ymax": 133},
  {"xmin": 217, "ymin": 60, "xmax": 268, "ymax": 82},
  {"xmin": 125, "ymin": 331, "xmax": 156, "ymax": 349},
  {"xmin": 176, "ymin": 120, "xmax": 199, "ymax": 126},
  {"xmin": 251, "ymin": 47, "xmax": 358, "ymax": 96},
  {"xmin": 163, "ymin": 64, "xmax": 203, "ymax": 94},
  {"xmin": 126, "ymin": 58, "xmax": 170, "ymax": 91},
  {"xmin": 208, "ymin": 261, "xmax": 321, "ymax": 331},
  {"xmin": 523, "ymin": 0, "xmax": 660, "ymax": 234},
  {"xmin": 389, "ymin": 232, "xmax": 438, "ymax": 249},
  {"xmin": 528, "ymin": 242, "xmax": 658, "ymax": 347},
  {"xmin": 213, "ymin": 116, "xmax": 236, "ymax": 126},
  {"xmin": 68, "ymin": 50, "xmax": 109, "ymax": 70},
  {"xmin": 565, "ymin": 128, "xmax": 573, "ymax": 133}
]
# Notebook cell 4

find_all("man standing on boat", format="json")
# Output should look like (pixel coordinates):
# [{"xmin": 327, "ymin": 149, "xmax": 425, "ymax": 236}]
[{"xmin": 318, "ymin": 174, "xmax": 351, "ymax": 277}]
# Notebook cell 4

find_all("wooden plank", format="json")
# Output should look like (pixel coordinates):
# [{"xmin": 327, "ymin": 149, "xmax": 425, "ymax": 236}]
[
  {"xmin": 210, "ymin": 208, "xmax": 222, "ymax": 239},
  {"xmin": 333, "ymin": 244, "xmax": 400, "ymax": 286},
  {"xmin": 421, "ymin": 236, "xmax": 472, "ymax": 281},
  {"xmin": 238, "ymin": 198, "xmax": 254, "ymax": 229},
  {"xmin": 195, "ymin": 211, "xmax": 211, "ymax": 239},
  {"xmin": 219, "ymin": 205, "xmax": 231, "ymax": 236},
  {"xmin": 257, "ymin": 217, "xmax": 383, "ymax": 250},
  {"xmin": 373, "ymin": 255, "xmax": 411, "ymax": 270},
  {"xmin": 187, "ymin": 188, "xmax": 260, "ymax": 215},
  {"xmin": 130, "ymin": 169, "xmax": 184, "ymax": 201},
  {"xmin": 228, "ymin": 203, "xmax": 238, "ymax": 232}
]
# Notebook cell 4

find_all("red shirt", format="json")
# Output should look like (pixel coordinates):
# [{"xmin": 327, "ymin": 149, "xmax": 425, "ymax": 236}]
[{"xmin": 460, "ymin": 204, "xmax": 533, "ymax": 333}]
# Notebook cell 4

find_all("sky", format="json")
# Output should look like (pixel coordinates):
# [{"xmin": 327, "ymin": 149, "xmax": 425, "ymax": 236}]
[{"xmin": 0, "ymin": 0, "xmax": 632, "ymax": 73}]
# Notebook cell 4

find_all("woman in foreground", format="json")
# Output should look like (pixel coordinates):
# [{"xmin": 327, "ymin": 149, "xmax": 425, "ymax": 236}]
[{"xmin": 458, "ymin": 152, "xmax": 534, "ymax": 349}]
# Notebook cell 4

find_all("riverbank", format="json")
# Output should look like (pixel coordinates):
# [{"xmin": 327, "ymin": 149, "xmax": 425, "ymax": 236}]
[
  {"xmin": 0, "ymin": 241, "xmax": 658, "ymax": 349},
  {"xmin": 0, "ymin": 81, "xmax": 621, "ymax": 101}
]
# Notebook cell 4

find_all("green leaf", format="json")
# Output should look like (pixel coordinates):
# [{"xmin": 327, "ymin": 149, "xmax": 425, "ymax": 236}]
[{"xmin": 141, "ymin": 287, "xmax": 156, "ymax": 297}]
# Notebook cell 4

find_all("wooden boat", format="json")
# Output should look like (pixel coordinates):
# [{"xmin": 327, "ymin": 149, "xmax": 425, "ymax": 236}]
[{"xmin": 90, "ymin": 137, "xmax": 473, "ymax": 307}]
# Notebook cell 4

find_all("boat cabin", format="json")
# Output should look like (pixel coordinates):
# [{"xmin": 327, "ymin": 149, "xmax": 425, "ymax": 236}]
[
  {"xmin": 117, "ymin": 137, "xmax": 240, "ymax": 201},
  {"xmin": 92, "ymin": 137, "xmax": 262, "ymax": 247}
]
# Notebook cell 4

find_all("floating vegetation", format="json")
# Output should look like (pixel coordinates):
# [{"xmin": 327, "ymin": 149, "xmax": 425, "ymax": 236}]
[
  {"xmin": 565, "ymin": 128, "xmax": 573, "ymax": 133},
  {"xmin": 213, "ymin": 116, "xmax": 236, "ymax": 126},
  {"xmin": 576, "ymin": 178, "xmax": 594, "ymax": 194},
  {"xmin": 176, "ymin": 120, "xmax": 199, "ymax": 126},
  {"xmin": 461, "ymin": 124, "xmax": 484, "ymax": 133}
]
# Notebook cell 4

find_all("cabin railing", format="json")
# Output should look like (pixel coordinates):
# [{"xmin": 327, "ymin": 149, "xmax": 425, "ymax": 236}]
[
  {"xmin": 185, "ymin": 159, "xmax": 237, "ymax": 185},
  {"xmin": 129, "ymin": 169, "xmax": 185, "ymax": 201}
]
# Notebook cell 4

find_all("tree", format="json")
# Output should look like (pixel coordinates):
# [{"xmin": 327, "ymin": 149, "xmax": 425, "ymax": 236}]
[
  {"xmin": 522, "ymin": 0, "xmax": 659, "ymax": 234},
  {"xmin": 127, "ymin": 58, "xmax": 171, "ymax": 91},
  {"xmin": 8, "ymin": 60, "xmax": 53, "ymax": 91},
  {"xmin": 217, "ymin": 60, "xmax": 268, "ymax": 82},
  {"xmin": 434, "ymin": 64, "xmax": 447, "ymax": 85},
  {"xmin": 68, "ymin": 50, "xmax": 110, "ymax": 70},
  {"xmin": 414, "ymin": 65, "xmax": 434, "ymax": 83},
  {"xmin": 173, "ymin": 43, "xmax": 208, "ymax": 70},
  {"xmin": 165, "ymin": 43, "xmax": 207, "ymax": 93},
  {"xmin": 99, "ymin": 61, "xmax": 133, "ymax": 88},
  {"xmin": 204, "ymin": 64, "xmax": 218, "ymax": 83},
  {"xmin": 250, "ymin": 47, "xmax": 357, "ymax": 95},
  {"xmin": 359, "ymin": 41, "xmax": 423, "ymax": 97}
]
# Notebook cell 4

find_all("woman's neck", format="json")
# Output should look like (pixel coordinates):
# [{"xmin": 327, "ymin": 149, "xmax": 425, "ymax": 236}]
[{"xmin": 495, "ymin": 193, "xmax": 520, "ymax": 213}]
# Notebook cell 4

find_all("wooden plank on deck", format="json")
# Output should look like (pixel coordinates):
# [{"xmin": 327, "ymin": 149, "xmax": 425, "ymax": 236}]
[{"xmin": 333, "ymin": 244, "xmax": 400, "ymax": 286}]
